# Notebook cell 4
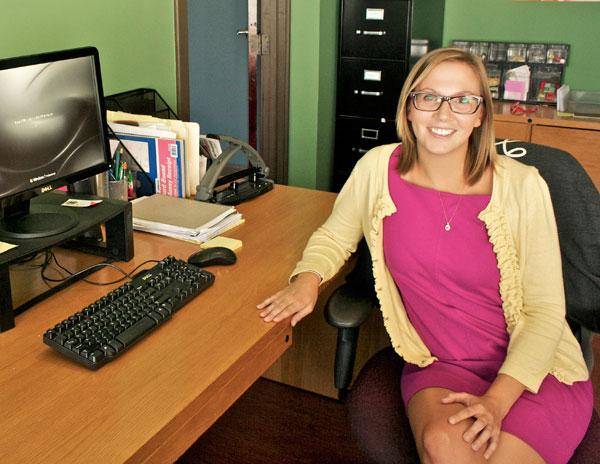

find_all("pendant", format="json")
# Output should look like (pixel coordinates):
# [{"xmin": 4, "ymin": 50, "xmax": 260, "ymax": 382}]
[{"xmin": 444, "ymin": 223, "xmax": 451, "ymax": 232}]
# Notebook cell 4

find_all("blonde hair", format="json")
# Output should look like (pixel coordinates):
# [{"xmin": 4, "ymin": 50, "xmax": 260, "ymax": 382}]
[{"xmin": 395, "ymin": 48, "xmax": 496, "ymax": 185}]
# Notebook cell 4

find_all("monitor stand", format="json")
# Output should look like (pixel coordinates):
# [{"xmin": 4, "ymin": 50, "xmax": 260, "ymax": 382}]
[
  {"xmin": 0, "ymin": 206, "xmax": 79, "ymax": 239},
  {"xmin": 0, "ymin": 192, "xmax": 134, "ymax": 332}
]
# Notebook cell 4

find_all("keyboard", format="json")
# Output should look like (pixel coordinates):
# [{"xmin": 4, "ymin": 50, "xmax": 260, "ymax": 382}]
[{"xmin": 43, "ymin": 256, "xmax": 215, "ymax": 370}]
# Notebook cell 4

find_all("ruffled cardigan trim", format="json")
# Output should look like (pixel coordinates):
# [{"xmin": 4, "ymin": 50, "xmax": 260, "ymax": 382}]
[{"xmin": 478, "ymin": 206, "xmax": 522, "ymax": 332}]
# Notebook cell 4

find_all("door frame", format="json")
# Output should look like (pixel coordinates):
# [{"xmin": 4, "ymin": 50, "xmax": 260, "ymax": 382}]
[{"xmin": 173, "ymin": 0, "xmax": 290, "ymax": 184}]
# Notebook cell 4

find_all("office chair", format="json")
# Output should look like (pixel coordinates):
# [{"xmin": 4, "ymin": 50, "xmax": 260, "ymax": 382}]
[{"xmin": 324, "ymin": 140, "xmax": 600, "ymax": 463}]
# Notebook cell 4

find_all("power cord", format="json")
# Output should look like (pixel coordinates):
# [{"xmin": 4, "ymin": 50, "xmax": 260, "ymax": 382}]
[{"xmin": 40, "ymin": 250, "xmax": 160, "ymax": 286}]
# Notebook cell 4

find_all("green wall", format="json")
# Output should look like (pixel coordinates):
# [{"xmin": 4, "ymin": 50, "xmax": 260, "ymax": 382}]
[
  {"xmin": 444, "ymin": 0, "xmax": 600, "ymax": 92},
  {"xmin": 0, "ymin": 0, "xmax": 177, "ymax": 109},
  {"xmin": 288, "ymin": 0, "xmax": 600, "ymax": 190},
  {"xmin": 288, "ymin": 0, "xmax": 338, "ymax": 190}
]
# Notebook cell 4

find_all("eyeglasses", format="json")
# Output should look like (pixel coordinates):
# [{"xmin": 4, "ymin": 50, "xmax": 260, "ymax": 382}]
[{"xmin": 409, "ymin": 92, "xmax": 483, "ymax": 114}]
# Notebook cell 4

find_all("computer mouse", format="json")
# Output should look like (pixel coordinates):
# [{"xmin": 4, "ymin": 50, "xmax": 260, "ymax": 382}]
[{"xmin": 187, "ymin": 246, "xmax": 237, "ymax": 267}]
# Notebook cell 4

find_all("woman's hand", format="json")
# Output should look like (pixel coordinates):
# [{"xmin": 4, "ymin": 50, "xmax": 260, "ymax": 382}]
[
  {"xmin": 256, "ymin": 272, "xmax": 321, "ymax": 327},
  {"xmin": 442, "ymin": 392, "xmax": 506, "ymax": 460},
  {"xmin": 442, "ymin": 374, "xmax": 524, "ymax": 459}
]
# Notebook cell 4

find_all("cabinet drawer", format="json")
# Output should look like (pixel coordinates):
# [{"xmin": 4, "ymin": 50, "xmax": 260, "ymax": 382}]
[
  {"xmin": 338, "ymin": 58, "xmax": 406, "ymax": 118},
  {"xmin": 333, "ymin": 116, "xmax": 398, "ymax": 190},
  {"xmin": 531, "ymin": 125, "xmax": 600, "ymax": 191},
  {"xmin": 494, "ymin": 120, "xmax": 531, "ymax": 141},
  {"xmin": 341, "ymin": 0, "xmax": 410, "ymax": 60}
]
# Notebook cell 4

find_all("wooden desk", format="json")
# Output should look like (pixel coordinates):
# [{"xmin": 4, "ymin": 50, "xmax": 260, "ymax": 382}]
[{"xmin": 0, "ymin": 185, "xmax": 336, "ymax": 464}]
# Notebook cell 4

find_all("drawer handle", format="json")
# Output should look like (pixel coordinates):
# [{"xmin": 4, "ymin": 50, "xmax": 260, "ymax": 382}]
[
  {"xmin": 354, "ymin": 90, "xmax": 383, "ymax": 97},
  {"xmin": 355, "ymin": 30, "xmax": 387, "ymax": 36},
  {"xmin": 352, "ymin": 147, "xmax": 369, "ymax": 154},
  {"xmin": 361, "ymin": 128, "xmax": 379, "ymax": 140}
]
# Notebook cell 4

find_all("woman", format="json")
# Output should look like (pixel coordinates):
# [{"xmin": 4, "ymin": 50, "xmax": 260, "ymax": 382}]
[{"xmin": 257, "ymin": 48, "xmax": 593, "ymax": 463}]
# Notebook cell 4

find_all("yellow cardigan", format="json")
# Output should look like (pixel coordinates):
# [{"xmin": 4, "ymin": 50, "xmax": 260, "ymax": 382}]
[{"xmin": 292, "ymin": 143, "xmax": 589, "ymax": 393}]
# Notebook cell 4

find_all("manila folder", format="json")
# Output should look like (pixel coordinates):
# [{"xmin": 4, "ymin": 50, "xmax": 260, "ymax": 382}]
[{"xmin": 132, "ymin": 194, "xmax": 235, "ymax": 233}]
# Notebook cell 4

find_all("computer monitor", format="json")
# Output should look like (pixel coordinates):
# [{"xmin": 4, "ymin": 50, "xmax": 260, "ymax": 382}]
[{"xmin": 0, "ymin": 47, "xmax": 111, "ymax": 240}]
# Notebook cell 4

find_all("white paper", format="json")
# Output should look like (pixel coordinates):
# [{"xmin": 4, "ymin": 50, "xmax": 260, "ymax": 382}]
[
  {"xmin": 557, "ymin": 84, "xmax": 570, "ymax": 112},
  {"xmin": 133, "ymin": 212, "xmax": 243, "ymax": 244},
  {"xmin": 110, "ymin": 138, "xmax": 151, "ymax": 173}
]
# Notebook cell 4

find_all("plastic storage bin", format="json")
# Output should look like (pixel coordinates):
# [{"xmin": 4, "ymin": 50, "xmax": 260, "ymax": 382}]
[
  {"xmin": 566, "ymin": 91, "xmax": 600, "ymax": 116},
  {"xmin": 469, "ymin": 41, "xmax": 489, "ymax": 61},
  {"xmin": 452, "ymin": 40, "xmax": 470, "ymax": 52},
  {"xmin": 485, "ymin": 63, "xmax": 502, "ymax": 99},
  {"xmin": 527, "ymin": 44, "xmax": 547, "ymax": 63},
  {"xmin": 530, "ymin": 65, "xmax": 562, "ymax": 102},
  {"xmin": 546, "ymin": 44, "xmax": 569, "ymax": 64},
  {"xmin": 489, "ymin": 42, "xmax": 507, "ymax": 62},
  {"xmin": 507, "ymin": 43, "xmax": 527, "ymax": 63}
]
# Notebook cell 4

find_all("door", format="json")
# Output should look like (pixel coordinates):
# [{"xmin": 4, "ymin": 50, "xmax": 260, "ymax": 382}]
[
  {"xmin": 175, "ymin": 0, "xmax": 289, "ymax": 183},
  {"xmin": 187, "ymin": 0, "xmax": 249, "ymax": 142}
]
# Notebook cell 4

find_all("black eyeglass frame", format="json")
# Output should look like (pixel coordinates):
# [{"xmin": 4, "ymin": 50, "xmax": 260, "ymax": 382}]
[{"xmin": 409, "ymin": 92, "xmax": 483, "ymax": 114}]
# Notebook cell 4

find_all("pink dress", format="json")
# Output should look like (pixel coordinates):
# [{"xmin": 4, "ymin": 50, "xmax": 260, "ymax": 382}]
[{"xmin": 382, "ymin": 150, "xmax": 593, "ymax": 463}]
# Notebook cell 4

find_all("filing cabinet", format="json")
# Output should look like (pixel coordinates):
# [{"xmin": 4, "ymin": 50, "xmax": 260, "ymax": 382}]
[{"xmin": 333, "ymin": 0, "xmax": 445, "ymax": 190}]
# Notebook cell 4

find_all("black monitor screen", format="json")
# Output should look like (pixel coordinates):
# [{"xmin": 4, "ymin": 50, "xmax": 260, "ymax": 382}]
[{"xmin": 0, "ymin": 47, "xmax": 110, "ymax": 239}]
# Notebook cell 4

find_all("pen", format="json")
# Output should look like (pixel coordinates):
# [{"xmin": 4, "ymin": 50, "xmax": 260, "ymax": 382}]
[
  {"xmin": 127, "ymin": 170, "xmax": 134, "ymax": 197},
  {"xmin": 114, "ymin": 147, "xmax": 121, "ymax": 179},
  {"xmin": 120, "ymin": 161, "xmax": 127, "ymax": 181}
]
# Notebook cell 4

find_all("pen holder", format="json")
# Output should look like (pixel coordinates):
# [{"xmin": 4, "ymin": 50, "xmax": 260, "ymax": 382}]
[{"xmin": 108, "ymin": 179, "xmax": 128, "ymax": 202}]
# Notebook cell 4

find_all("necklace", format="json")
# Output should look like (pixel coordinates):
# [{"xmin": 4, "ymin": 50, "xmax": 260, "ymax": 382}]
[{"xmin": 438, "ymin": 191, "xmax": 464, "ymax": 232}]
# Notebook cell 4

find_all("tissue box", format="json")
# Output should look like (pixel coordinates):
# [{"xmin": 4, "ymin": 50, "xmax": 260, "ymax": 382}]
[{"xmin": 567, "ymin": 91, "xmax": 600, "ymax": 117}]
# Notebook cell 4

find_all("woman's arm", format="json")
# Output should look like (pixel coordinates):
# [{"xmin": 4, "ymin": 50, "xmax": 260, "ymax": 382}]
[
  {"xmin": 499, "ymin": 172, "xmax": 567, "ymax": 393},
  {"xmin": 257, "ymin": 150, "xmax": 379, "ymax": 325}
]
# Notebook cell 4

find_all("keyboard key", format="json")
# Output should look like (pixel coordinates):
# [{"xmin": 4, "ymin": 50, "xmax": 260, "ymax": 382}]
[{"xmin": 116, "ymin": 316, "xmax": 156, "ymax": 347}]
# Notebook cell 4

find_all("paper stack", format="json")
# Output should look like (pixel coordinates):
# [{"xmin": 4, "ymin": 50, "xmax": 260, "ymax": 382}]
[{"xmin": 131, "ymin": 194, "xmax": 243, "ymax": 244}]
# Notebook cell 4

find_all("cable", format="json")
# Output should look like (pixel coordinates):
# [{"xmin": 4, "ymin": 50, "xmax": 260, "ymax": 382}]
[{"xmin": 40, "ymin": 250, "xmax": 161, "ymax": 287}]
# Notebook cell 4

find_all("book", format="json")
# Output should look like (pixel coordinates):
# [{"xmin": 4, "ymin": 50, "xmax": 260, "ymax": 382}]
[{"xmin": 131, "ymin": 194, "xmax": 241, "ymax": 243}]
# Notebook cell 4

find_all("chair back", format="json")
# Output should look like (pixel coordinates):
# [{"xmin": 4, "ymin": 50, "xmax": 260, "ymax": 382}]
[{"xmin": 496, "ymin": 139, "xmax": 600, "ymax": 336}]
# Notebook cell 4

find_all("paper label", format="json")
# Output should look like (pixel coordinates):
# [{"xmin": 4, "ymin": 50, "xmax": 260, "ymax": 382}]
[
  {"xmin": 363, "ymin": 69, "xmax": 382, "ymax": 81},
  {"xmin": 61, "ymin": 199, "xmax": 103, "ymax": 208},
  {"xmin": 157, "ymin": 138, "xmax": 182, "ymax": 197},
  {"xmin": 365, "ymin": 8, "xmax": 384, "ymax": 20}
]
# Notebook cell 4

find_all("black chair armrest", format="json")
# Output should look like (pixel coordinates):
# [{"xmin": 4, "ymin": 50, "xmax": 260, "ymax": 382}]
[
  {"xmin": 325, "ymin": 283, "xmax": 376, "ymax": 397},
  {"xmin": 325, "ymin": 284, "xmax": 375, "ymax": 329}
]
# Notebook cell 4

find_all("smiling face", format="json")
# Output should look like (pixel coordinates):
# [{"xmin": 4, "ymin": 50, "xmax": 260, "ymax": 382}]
[{"xmin": 407, "ymin": 60, "xmax": 483, "ymax": 162}]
